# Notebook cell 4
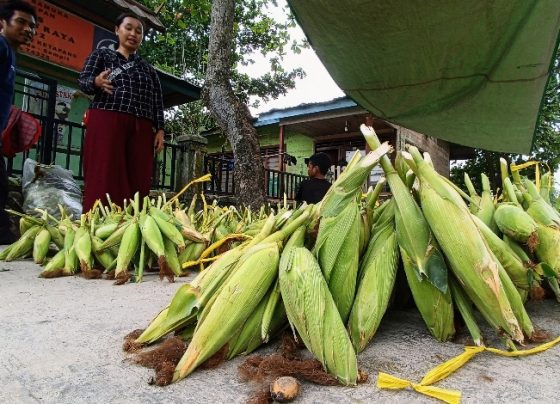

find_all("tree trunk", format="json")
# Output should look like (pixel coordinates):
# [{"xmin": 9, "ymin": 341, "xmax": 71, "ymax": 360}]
[{"xmin": 202, "ymin": 0, "xmax": 266, "ymax": 210}]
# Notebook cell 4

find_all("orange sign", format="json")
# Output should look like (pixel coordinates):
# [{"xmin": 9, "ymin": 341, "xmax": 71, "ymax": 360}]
[{"xmin": 20, "ymin": 0, "xmax": 95, "ymax": 71}]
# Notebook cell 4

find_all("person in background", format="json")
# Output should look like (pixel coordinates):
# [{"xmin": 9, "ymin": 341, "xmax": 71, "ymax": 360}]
[
  {"xmin": 78, "ymin": 12, "xmax": 164, "ymax": 212},
  {"xmin": 295, "ymin": 152, "xmax": 332, "ymax": 204},
  {"xmin": 0, "ymin": 0, "xmax": 36, "ymax": 244}
]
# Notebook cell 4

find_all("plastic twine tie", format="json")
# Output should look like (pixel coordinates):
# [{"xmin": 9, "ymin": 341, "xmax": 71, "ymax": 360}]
[{"xmin": 377, "ymin": 337, "xmax": 560, "ymax": 403}]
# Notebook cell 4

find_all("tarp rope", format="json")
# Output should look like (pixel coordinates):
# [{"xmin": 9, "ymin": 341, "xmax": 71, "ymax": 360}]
[{"xmin": 377, "ymin": 336, "xmax": 560, "ymax": 404}]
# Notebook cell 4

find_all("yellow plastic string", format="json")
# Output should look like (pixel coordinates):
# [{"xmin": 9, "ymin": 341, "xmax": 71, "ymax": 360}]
[
  {"xmin": 510, "ymin": 161, "xmax": 540, "ymax": 190},
  {"xmin": 485, "ymin": 335, "xmax": 560, "ymax": 357},
  {"xmin": 377, "ymin": 372, "xmax": 461, "ymax": 404},
  {"xmin": 420, "ymin": 346, "xmax": 484, "ymax": 385},
  {"xmin": 377, "ymin": 337, "xmax": 560, "ymax": 403}
]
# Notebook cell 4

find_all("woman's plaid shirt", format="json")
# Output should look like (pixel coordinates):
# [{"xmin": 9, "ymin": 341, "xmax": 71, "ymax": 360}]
[{"xmin": 78, "ymin": 49, "xmax": 164, "ymax": 130}]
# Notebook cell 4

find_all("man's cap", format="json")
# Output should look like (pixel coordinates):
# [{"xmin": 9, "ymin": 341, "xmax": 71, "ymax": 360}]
[{"xmin": 304, "ymin": 152, "xmax": 331, "ymax": 174}]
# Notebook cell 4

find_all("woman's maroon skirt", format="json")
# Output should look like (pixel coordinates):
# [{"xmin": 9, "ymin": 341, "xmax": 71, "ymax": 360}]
[{"xmin": 82, "ymin": 109, "xmax": 155, "ymax": 212}]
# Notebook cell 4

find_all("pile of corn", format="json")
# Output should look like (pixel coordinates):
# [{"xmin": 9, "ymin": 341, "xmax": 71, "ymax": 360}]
[
  {"xmin": 2, "ymin": 125, "xmax": 560, "ymax": 387},
  {"xmin": 0, "ymin": 190, "xmax": 275, "ymax": 284},
  {"xmin": 129, "ymin": 127, "xmax": 560, "ymax": 386}
]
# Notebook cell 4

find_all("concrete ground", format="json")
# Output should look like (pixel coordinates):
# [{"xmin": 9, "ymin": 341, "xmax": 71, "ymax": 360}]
[{"xmin": 1, "ymin": 253, "xmax": 560, "ymax": 403}]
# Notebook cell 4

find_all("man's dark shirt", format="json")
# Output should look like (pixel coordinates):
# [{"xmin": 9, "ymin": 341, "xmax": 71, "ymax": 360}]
[
  {"xmin": 78, "ymin": 49, "xmax": 164, "ymax": 130},
  {"xmin": 295, "ymin": 178, "xmax": 331, "ymax": 204},
  {"xmin": 0, "ymin": 35, "xmax": 16, "ymax": 133}
]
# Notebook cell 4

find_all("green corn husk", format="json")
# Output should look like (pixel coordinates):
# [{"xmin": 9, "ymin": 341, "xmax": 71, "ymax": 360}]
[
  {"xmin": 46, "ymin": 224, "xmax": 65, "ymax": 249},
  {"xmin": 314, "ymin": 199, "xmax": 361, "ymax": 322},
  {"xmin": 164, "ymin": 237, "xmax": 183, "ymax": 277},
  {"xmin": 540, "ymin": 172, "xmax": 553, "ymax": 204},
  {"xmin": 358, "ymin": 208, "xmax": 371, "ymax": 257},
  {"xmin": 227, "ymin": 290, "xmax": 270, "ymax": 359},
  {"xmin": 98, "ymin": 222, "xmax": 130, "ymax": 250},
  {"xmin": 173, "ymin": 242, "xmax": 280, "ymax": 381},
  {"xmin": 401, "ymin": 243, "xmax": 455, "ymax": 342},
  {"xmin": 535, "ymin": 225, "xmax": 560, "ymax": 276},
  {"xmin": 19, "ymin": 216, "xmax": 36, "ymax": 236},
  {"xmin": 0, "ymin": 244, "xmax": 13, "ymax": 260},
  {"xmin": 39, "ymin": 248, "xmax": 66, "ymax": 278},
  {"xmin": 497, "ymin": 260, "xmax": 535, "ymax": 339},
  {"xmin": 520, "ymin": 177, "xmax": 560, "ymax": 275},
  {"xmin": 150, "ymin": 208, "xmax": 186, "ymax": 250},
  {"xmin": 94, "ymin": 222, "xmax": 119, "ymax": 240},
  {"xmin": 404, "ymin": 146, "xmax": 524, "ymax": 343},
  {"xmin": 227, "ymin": 276, "xmax": 289, "ymax": 360},
  {"xmin": 472, "ymin": 215, "xmax": 530, "ymax": 290},
  {"xmin": 494, "ymin": 203, "xmax": 539, "ymax": 247},
  {"xmin": 260, "ymin": 279, "xmax": 282, "ymax": 343},
  {"xmin": 91, "ymin": 236, "xmax": 116, "ymax": 271},
  {"xmin": 348, "ymin": 200, "xmax": 399, "ymax": 352},
  {"xmin": 361, "ymin": 125, "xmax": 454, "ymax": 341},
  {"xmin": 139, "ymin": 213, "xmax": 170, "ymax": 280},
  {"xmin": 522, "ymin": 177, "xmax": 560, "ymax": 226},
  {"xmin": 465, "ymin": 173, "xmax": 498, "ymax": 233},
  {"xmin": 114, "ymin": 219, "xmax": 140, "ymax": 282},
  {"xmin": 449, "ymin": 277, "xmax": 483, "ymax": 346},
  {"xmin": 33, "ymin": 227, "xmax": 51, "ymax": 265},
  {"xmin": 62, "ymin": 228, "xmax": 78, "ymax": 276},
  {"xmin": 361, "ymin": 124, "xmax": 449, "ymax": 292},
  {"xmin": 279, "ymin": 245, "xmax": 358, "ymax": 386},
  {"xmin": 74, "ymin": 225, "xmax": 93, "ymax": 274},
  {"xmin": 6, "ymin": 225, "xmax": 42, "ymax": 261},
  {"xmin": 319, "ymin": 143, "xmax": 391, "ymax": 218}
]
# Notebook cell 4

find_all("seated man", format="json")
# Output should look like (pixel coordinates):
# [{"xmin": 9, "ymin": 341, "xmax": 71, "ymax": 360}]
[{"xmin": 295, "ymin": 152, "xmax": 332, "ymax": 204}]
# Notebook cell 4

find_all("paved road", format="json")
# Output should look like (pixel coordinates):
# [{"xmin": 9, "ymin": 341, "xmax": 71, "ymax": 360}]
[{"xmin": 1, "ymin": 255, "xmax": 560, "ymax": 403}]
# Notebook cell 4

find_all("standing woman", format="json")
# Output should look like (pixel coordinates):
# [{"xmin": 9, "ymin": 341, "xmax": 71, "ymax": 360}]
[{"xmin": 78, "ymin": 13, "xmax": 164, "ymax": 212}]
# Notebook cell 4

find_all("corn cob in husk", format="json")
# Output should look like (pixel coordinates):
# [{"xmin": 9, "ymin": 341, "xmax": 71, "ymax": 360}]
[
  {"xmin": 32, "ymin": 227, "xmax": 51, "ymax": 265},
  {"xmin": 449, "ymin": 277, "xmax": 483, "ymax": 346},
  {"xmin": 173, "ymin": 242, "xmax": 280, "ymax": 381},
  {"xmin": 348, "ymin": 199, "xmax": 399, "ymax": 352},
  {"xmin": 404, "ymin": 146, "xmax": 524, "ymax": 343},
  {"xmin": 314, "ymin": 143, "xmax": 391, "ymax": 322},
  {"xmin": 361, "ymin": 125, "xmax": 455, "ymax": 341},
  {"xmin": 465, "ymin": 173, "xmax": 498, "ymax": 233},
  {"xmin": 494, "ymin": 203, "xmax": 539, "ymax": 247},
  {"xmin": 280, "ymin": 244, "xmax": 358, "ymax": 386},
  {"xmin": 314, "ymin": 199, "xmax": 361, "ymax": 322},
  {"xmin": 472, "ymin": 215, "xmax": 530, "ymax": 291},
  {"xmin": 6, "ymin": 225, "xmax": 42, "ymax": 261}
]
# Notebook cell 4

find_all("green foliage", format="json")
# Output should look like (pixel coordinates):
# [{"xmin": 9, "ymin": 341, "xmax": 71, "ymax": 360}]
[
  {"xmin": 451, "ymin": 46, "xmax": 560, "ymax": 193},
  {"xmin": 135, "ymin": 0, "xmax": 306, "ymax": 136}
]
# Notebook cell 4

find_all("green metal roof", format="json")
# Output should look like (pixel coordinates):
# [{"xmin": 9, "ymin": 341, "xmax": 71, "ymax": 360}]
[{"xmin": 288, "ymin": 0, "xmax": 560, "ymax": 154}]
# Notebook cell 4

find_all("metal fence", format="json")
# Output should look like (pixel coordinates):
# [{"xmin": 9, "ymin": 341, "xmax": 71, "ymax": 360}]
[{"xmin": 204, "ymin": 155, "xmax": 307, "ymax": 200}]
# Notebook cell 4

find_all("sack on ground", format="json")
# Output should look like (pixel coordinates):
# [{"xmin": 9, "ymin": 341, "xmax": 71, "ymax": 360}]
[{"xmin": 22, "ymin": 158, "xmax": 82, "ymax": 219}]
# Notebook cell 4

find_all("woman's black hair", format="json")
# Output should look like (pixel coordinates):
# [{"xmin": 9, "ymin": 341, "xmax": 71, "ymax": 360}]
[
  {"xmin": 0, "ymin": 0, "xmax": 37, "ymax": 22},
  {"xmin": 115, "ymin": 12, "xmax": 144, "ymax": 30}
]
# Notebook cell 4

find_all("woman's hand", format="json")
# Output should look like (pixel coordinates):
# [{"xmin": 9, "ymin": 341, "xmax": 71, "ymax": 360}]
[
  {"xmin": 154, "ymin": 130, "xmax": 164, "ymax": 154},
  {"xmin": 94, "ymin": 69, "xmax": 114, "ymax": 94}
]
